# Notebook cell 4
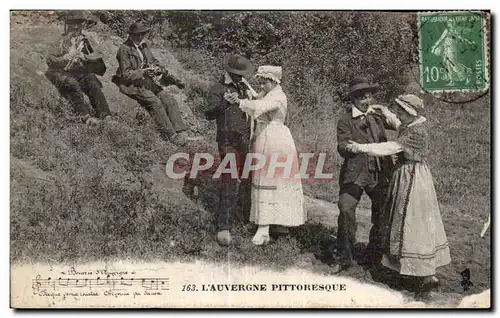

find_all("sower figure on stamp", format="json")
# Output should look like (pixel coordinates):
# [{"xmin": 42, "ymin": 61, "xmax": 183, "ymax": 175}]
[
  {"xmin": 205, "ymin": 54, "xmax": 256, "ymax": 246},
  {"xmin": 45, "ymin": 11, "xmax": 111, "ymax": 127},
  {"xmin": 334, "ymin": 77, "xmax": 395, "ymax": 273},
  {"xmin": 113, "ymin": 22, "xmax": 197, "ymax": 146}
]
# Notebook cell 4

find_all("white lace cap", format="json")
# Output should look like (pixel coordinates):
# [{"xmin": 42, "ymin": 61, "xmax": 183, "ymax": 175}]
[{"xmin": 255, "ymin": 65, "xmax": 282, "ymax": 84}]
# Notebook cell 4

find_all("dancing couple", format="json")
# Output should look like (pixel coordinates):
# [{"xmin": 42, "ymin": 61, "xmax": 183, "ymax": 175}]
[
  {"xmin": 337, "ymin": 78, "xmax": 451, "ymax": 298},
  {"xmin": 205, "ymin": 54, "xmax": 305, "ymax": 247}
]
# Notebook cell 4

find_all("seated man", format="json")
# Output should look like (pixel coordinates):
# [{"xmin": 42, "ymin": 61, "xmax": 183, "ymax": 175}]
[
  {"xmin": 113, "ymin": 22, "xmax": 196, "ymax": 146},
  {"xmin": 45, "ymin": 10, "xmax": 111, "ymax": 126}
]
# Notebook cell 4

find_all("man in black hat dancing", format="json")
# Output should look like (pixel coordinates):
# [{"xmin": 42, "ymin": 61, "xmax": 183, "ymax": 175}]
[
  {"xmin": 45, "ymin": 10, "xmax": 111, "ymax": 126},
  {"xmin": 205, "ymin": 54, "xmax": 255, "ymax": 246},
  {"xmin": 334, "ymin": 77, "xmax": 394, "ymax": 272},
  {"xmin": 113, "ymin": 22, "xmax": 196, "ymax": 145}
]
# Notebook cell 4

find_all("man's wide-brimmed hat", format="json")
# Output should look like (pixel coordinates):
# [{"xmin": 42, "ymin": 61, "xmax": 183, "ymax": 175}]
[
  {"xmin": 224, "ymin": 54, "xmax": 254, "ymax": 76},
  {"xmin": 395, "ymin": 94, "xmax": 424, "ymax": 117},
  {"xmin": 346, "ymin": 77, "xmax": 379, "ymax": 99},
  {"xmin": 129, "ymin": 22, "xmax": 150, "ymax": 35},
  {"xmin": 63, "ymin": 11, "xmax": 98, "ymax": 24},
  {"xmin": 255, "ymin": 65, "xmax": 282, "ymax": 84}
]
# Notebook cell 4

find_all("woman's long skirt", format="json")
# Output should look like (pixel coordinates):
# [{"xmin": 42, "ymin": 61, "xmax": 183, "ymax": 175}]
[{"xmin": 381, "ymin": 162, "xmax": 451, "ymax": 276}]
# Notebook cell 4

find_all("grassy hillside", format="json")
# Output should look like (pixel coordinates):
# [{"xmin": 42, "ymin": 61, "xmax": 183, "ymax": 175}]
[
  {"xmin": 10, "ymin": 12, "xmax": 304, "ymax": 270},
  {"xmin": 10, "ymin": 11, "xmax": 490, "ymax": 297}
]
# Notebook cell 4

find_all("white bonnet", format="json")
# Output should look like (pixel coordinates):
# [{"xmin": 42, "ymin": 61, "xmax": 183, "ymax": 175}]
[{"xmin": 255, "ymin": 65, "xmax": 282, "ymax": 84}]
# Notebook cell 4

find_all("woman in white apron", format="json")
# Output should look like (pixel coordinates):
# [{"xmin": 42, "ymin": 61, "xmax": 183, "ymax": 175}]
[{"xmin": 224, "ymin": 66, "xmax": 306, "ymax": 245}]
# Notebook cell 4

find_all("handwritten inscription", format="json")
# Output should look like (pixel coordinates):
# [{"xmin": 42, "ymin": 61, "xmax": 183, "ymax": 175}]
[
  {"xmin": 62, "ymin": 266, "xmax": 135, "ymax": 276},
  {"xmin": 32, "ymin": 271, "xmax": 169, "ymax": 301}
]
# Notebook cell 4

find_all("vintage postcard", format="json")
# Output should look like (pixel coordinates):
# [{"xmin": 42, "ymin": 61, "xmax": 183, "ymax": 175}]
[{"xmin": 10, "ymin": 10, "xmax": 491, "ymax": 308}]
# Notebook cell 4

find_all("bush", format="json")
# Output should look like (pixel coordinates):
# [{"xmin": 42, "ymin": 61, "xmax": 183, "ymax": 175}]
[
  {"xmin": 164, "ymin": 12, "xmax": 415, "ymax": 104},
  {"xmin": 163, "ymin": 11, "xmax": 418, "ymax": 176}
]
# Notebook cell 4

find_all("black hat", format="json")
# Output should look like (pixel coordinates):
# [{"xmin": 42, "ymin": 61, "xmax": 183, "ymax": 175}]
[
  {"xmin": 223, "ymin": 54, "xmax": 254, "ymax": 76},
  {"xmin": 346, "ymin": 77, "xmax": 379, "ymax": 99},
  {"xmin": 129, "ymin": 22, "xmax": 150, "ymax": 35},
  {"xmin": 64, "ymin": 11, "xmax": 97, "ymax": 24}
]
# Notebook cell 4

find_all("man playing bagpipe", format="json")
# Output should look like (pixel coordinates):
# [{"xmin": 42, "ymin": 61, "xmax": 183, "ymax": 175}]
[{"xmin": 45, "ymin": 10, "xmax": 111, "ymax": 126}]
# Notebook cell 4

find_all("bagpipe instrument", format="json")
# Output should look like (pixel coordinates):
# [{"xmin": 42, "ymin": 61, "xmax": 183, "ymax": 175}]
[{"xmin": 64, "ymin": 37, "xmax": 106, "ymax": 76}]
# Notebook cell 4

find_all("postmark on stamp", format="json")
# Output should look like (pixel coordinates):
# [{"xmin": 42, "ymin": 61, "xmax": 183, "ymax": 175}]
[{"xmin": 418, "ymin": 11, "xmax": 489, "ymax": 93}]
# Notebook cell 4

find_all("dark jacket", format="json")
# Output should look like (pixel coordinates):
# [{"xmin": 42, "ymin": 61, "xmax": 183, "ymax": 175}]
[
  {"xmin": 113, "ymin": 38, "xmax": 161, "ymax": 95},
  {"xmin": 46, "ymin": 31, "xmax": 105, "ymax": 81},
  {"xmin": 337, "ymin": 109, "xmax": 394, "ymax": 185},
  {"xmin": 206, "ymin": 76, "xmax": 251, "ymax": 144}
]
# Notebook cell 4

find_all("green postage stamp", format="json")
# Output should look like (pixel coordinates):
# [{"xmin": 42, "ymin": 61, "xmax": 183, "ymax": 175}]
[{"xmin": 419, "ymin": 11, "xmax": 489, "ymax": 92}]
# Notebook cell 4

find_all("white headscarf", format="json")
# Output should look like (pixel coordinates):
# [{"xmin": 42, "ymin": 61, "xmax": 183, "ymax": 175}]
[{"xmin": 255, "ymin": 65, "xmax": 282, "ymax": 84}]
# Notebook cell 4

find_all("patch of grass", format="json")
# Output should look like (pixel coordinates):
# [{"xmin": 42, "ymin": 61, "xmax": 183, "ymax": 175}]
[
  {"xmin": 10, "ymin": 82, "xmax": 209, "ymax": 263},
  {"xmin": 291, "ymin": 223, "xmax": 336, "ymax": 252}
]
